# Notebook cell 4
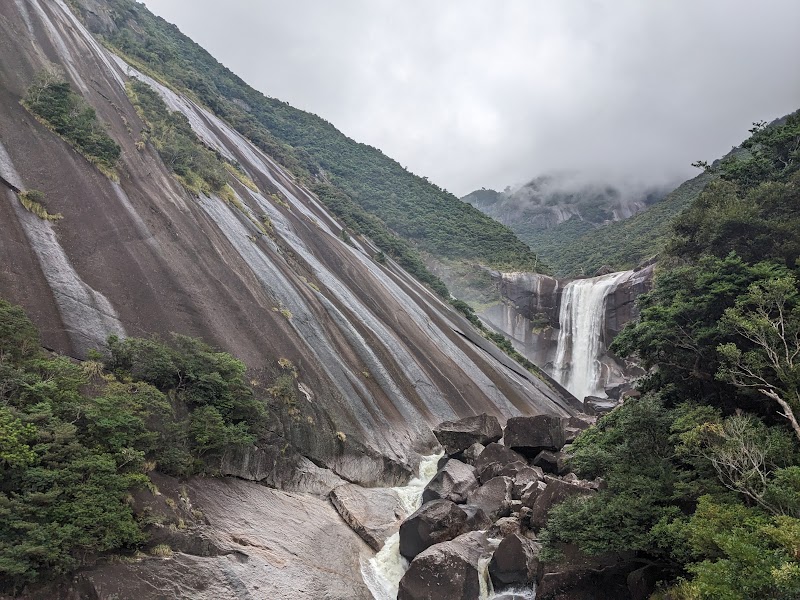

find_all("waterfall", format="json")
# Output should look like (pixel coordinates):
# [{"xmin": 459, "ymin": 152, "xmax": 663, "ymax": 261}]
[
  {"xmin": 361, "ymin": 454, "xmax": 442, "ymax": 599},
  {"xmin": 552, "ymin": 270, "xmax": 633, "ymax": 401}
]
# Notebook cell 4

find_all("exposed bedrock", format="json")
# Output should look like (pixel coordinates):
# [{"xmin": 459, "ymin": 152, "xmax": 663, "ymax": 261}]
[{"xmin": 0, "ymin": 0, "xmax": 578, "ymax": 491}]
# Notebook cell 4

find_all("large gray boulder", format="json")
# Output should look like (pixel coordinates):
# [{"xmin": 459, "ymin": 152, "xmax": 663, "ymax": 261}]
[
  {"xmin": 466, "ymin": 475, "xmax": 513, "ymax": 521},
  {"xmin": 422, "ymin": 459, "xmax": 479, "ymax": 504},
  {"xmin": 329, "ymin": 484, "xmax": 406, "ymax": 551},
  {"xmin": 504, "ymin": 415, "xmax": 566, "ymax": 455},
  {"xmin": 399, "ymin": 500, "xmax": 468, "ymax": 560},
  {"xmin": 489, "ymin": 533, "xmax": 541, "ymax": 587},
  {"xmin": 530, "ymin": 476, "xmax": 594, "ymax": 531},
  {"xmin": 433, "ymin": 414, "xmax": 503, "ymax": 455},
  {"xmin": 474, "ymin": 443, "xmax": 526, "ymax": 484},
  {"xmin": 398, "ymin": 532, "xmax": 493, "ymax": 600}
]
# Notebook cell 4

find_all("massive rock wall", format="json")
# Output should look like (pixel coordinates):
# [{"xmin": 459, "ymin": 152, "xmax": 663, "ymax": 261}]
[{"xmin": 0, "ymin": 0, "xmax": 579, "ymax": 489}]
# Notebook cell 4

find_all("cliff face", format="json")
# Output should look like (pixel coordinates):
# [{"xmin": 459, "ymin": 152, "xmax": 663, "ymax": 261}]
[
  {"xmin": 0, "ymin": 0, "xmax": 579, "ymax": 485},
  {"xmin": 481, "ymin": 265, "xmax": 654, "ymax": 398}
]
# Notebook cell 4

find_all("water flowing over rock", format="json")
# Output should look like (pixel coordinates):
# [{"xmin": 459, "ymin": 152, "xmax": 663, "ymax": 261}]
[
  {"xmin": 552, "ymin": 270, "xmax": 636, "ymax": 400},
  {"xmin": 481, "ymin": 266, "xmax": 653, "ymax": 401}
]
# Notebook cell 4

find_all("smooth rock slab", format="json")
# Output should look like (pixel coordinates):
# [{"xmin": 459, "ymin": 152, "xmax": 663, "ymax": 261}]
[
  {"xmin": 433, "ymin": 413, "xmax": 503, "ymax": 455},
  {"xmin": 398, "ymin": 531, "xmax": 493, "ymax": 600},
  {"xmin": 329, "ymin": 483, "xmax": 406, "ymax": 551}
]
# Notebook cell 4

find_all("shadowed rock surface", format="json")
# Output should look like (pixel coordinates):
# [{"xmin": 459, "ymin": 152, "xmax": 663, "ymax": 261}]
[
  {"xmin": 398, "ymin": 531, "xmax": 494, "ymax": 600},
  {"xmin": 422, "ymin": 458, "xmax": 479, "ymax": 504},
  {"xmin": 398, "ymin": 499, "xmax": 469, "ymax": 560},
  {"xmin": 489, "ymin": 533, "xmax": 541, "ymax": 587},
  {"xmin": 433, "ymin": 413, "xmax": 503, "ymax": 455}
]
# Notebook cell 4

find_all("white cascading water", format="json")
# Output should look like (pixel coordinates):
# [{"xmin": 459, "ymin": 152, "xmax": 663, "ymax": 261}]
[
  {"xmin": 361, "ymin": 454, "xmax": 442, "ymax": 599},
  {"xmin": 552, "ymin": 271, "xmax": 633, "ymax": 401}
]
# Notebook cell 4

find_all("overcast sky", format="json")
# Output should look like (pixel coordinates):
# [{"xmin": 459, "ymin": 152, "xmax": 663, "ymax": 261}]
[{"xmin": 140, "ymin": 0, "xmax": 800, "ymax": 196}]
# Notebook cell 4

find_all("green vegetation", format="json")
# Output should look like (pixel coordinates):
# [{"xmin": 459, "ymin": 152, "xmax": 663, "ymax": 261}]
[
  {"xmin": 70, "ymin": 0, "xmax": 544, "ymax": 275},
  {"xmin": 23, "ymin": 68, "xmax": 120, "ymax": 178},
  {"xmin": 17, "ymin": 190, "xmax": 62, "ymax": 221},
  {"xmin": 535, "ymin": 173, "xmax": 712, "ymax": 276},
  {"xmin": 126, "ymin": 79, "xmax": 228, "ymax": 196},
  {"xmin": 0, "ymin": 299, "xmax": 269, "ymax": 593},
  {"xmin": 541, "ymin": 113, "xmax": 800, "ymax": 598}
]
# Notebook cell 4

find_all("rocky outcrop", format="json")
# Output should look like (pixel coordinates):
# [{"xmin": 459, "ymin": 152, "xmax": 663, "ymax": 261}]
[
  {"xmin": 480, "ymin": 265, "xmax": 654, "ymax": 400},
  {"xmin": 381, "ymin": 413, "xmax": 650, "ymax": 600}
]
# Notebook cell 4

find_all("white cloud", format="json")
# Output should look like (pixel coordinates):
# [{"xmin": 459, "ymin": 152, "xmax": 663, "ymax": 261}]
[{"xmin": 142, "ymin": 0, "xmax": 800, "ymax": 195}]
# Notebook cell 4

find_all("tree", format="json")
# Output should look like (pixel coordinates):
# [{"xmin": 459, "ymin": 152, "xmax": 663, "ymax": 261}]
[{"xmin": 718, "ymin": 276, "xmax": 800, "ymax": 441}]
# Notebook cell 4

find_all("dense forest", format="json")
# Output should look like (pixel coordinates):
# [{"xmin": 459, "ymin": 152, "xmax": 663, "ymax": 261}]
[
  {"xmin": 540, "ymin": 113, "xmax": 800, "ymax": 598},
  {"xmin": 0, "ymin": 299, "xmax": 301, "ymax": 593}
]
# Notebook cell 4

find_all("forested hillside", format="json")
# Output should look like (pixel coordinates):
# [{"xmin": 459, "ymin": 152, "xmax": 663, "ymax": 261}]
[
  {"xmin": 463, "ymin": 175, "xmax": 668, "ymax": 276},
  {"xmin": 67, "ymin": 0, "xmax": 545, "ymax": 288},
  {"xmin": 541, "ymin": 112, "xmax": 800, "ymax": 598}
]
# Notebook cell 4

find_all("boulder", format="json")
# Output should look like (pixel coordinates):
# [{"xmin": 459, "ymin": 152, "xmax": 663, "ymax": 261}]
[
  {"xmin": 531, "ymin": 450, "xmax": 569, "ymax": 475},
  {"xmin": 584, "ymin": 397, "xmax": 617, "ymax": 415},
  {"xmin": 498, "ymin": 460, "xmax": 530, "ymax": 480},
  {"xmin": 422, "ymin": 459, "xmax": 478, "ymax": 504},
  {"xmin": 530, "ymin": 477, "xmax": 594, "ymax": 531},
  {"xmin": 474, "ymin": 443, "xmax": 526, "ymax": 484},
  {"xmin": 399, "ymin": 499, "xmax": 468, "ymax": 560},
  {"xmin": 627, "ymin": 564, "xmax": 666, "ymax": 600},
  {"xmin": 398, "ymin": 531, "xmax": 493, "ymax": 600},
  {"xmin": 511, "ymin": 466, "xmax": 544, "ymax": 500},
  {"xmin": 567, "ymin": 415, "xmax": 594, "ymax": 430},
  {"xmin": 520, "ymin": 480, "xmax": 547, "ymax": 509},
  {"xmin": 488, "ymin": 516, "xmax": 521, "ymax": 538},
  {"xmin": 461, "ymin": 442, "xmax": 485, "ymax": 465},
  {"xmin": 460, "ymin": 504, "xmax": 493, "ymax": 532},
  {"xmin": 433, "ymin": 414, "xmax": 503, "ymax": 455},
  {"xmin": 604, "ymin": 383, "xmax": 632, "ymax": 401},
  {"xmin": 329, "ymin": 484, "xmax": 406, "ymax": 551},
  {"xmin": 503, "ymin": 415, "xmax": 566, "ymax": 455},
  {"xmin": 488, "ymin": 533, "xmax": 540, "ymax": 587},
  {"xmin": 466, "ymin": 476, "xmax": 513, "ymax": 521}
]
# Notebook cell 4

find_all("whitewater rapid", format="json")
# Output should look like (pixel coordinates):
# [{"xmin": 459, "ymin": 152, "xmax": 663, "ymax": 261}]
[
  {"xmin": 361, "ymin": 453, "xmax": 442, "ymax": 599},
  {"xmin": 552, "ymin": 270, "xmax": 633, "ymax": 401}
]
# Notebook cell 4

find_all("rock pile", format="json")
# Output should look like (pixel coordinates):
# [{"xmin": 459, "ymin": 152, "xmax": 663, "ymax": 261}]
[{"xmin": 396, "ymin": 412, "xmax": 645, "ymax": 600}]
